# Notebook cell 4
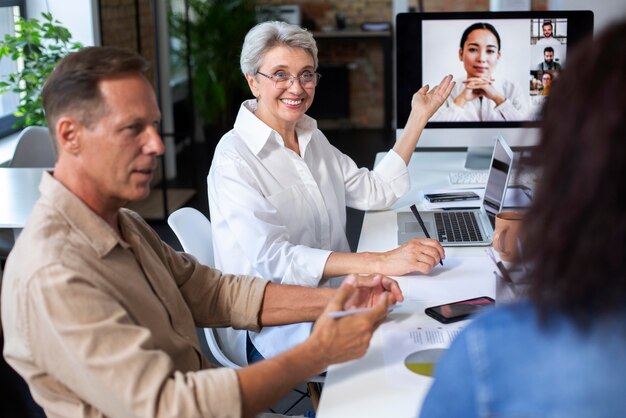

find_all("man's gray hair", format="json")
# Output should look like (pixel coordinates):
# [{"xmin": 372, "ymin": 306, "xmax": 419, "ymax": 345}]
[{"xmin": 240, "ymin": 21, "xmax": 318, "ymax": 76}]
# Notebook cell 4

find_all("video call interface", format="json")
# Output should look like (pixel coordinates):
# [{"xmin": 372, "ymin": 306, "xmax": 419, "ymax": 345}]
[{"xmin": 395, "ymin": 12, "xmax": 593, "ymax": 127}]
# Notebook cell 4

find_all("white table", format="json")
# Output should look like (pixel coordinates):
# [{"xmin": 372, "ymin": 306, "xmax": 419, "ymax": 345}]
[
  {"xmin": 0, "ymin": 167, "xmax": 45, "ymax": 229},
  {"xmin": 317, "ymin": 151, "xmax": 497, "ymax": 418}
]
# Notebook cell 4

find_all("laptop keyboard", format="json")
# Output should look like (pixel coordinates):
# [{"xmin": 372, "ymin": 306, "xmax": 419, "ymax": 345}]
[{"xmin": 434, "ymin": 211, "xmax": 484, "ymax": 243}]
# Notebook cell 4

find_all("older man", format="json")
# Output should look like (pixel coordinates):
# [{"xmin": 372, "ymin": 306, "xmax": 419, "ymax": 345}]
[{"xmin": 1, "ymin": 47, "xmax": 401, "ymax": 418}]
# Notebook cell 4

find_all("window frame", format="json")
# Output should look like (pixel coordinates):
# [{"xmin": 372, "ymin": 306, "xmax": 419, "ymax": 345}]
[{"xmin": 0, "ymin": 0, "xmax": 26, "ymax": 138}]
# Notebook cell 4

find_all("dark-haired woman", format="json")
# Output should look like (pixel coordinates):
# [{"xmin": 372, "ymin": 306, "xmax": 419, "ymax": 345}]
[
  {"xmin": 432, "ymin": 22, "xmax": 528, "ymax": 121},
  {"xmin": 420, "ymin": 20, "xmax": 626, "ymax": 417}
]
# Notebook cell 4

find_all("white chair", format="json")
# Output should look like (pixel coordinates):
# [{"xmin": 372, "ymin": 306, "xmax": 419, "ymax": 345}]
[
  {"xmin": 167, "ymin": 207, "xmax": 238, "ymax": 368},
  {"xmin": 2, "ymin": 126, "xmax": 56, "ymax": 261},
  {"xmin": 167, "ymin": 207, "xmax": 324, "ymax": 410},
  {"xmin": 10, "ymin": 126, "xmax": 56, "ymax": 168}
]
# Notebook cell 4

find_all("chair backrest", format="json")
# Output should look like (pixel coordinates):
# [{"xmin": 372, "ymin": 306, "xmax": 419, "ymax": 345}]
[
  {"xmin": 10, "ymin": 126, "xmax": 56, "ymax": 168},
  {"xmin": 167, "ymin": 207, "xmax": 214, "ymax": 267},
  {"xmin": 167, "ymin": 207, "xmax": 240, "ymax": 369}
]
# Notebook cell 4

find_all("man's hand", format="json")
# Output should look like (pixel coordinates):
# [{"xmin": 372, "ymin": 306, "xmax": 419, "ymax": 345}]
[
  {"xmin": 341, "ymin": 274, "xmax": 404, "ymax": 310},
  {"xmin": 308, "ymin": 276, "xmax": 401, "ymax": 365},
  {"xmin": 238, "ymin": 275, "xmax": 402, "ymax": 417}
]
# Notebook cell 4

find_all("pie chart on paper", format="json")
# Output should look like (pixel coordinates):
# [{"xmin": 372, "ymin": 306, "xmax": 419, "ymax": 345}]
[{"xmin": 404, "ymin": 348, "xmax": 446, "ymax": 377}]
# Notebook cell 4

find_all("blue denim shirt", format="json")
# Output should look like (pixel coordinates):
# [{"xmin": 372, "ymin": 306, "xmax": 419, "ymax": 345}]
[{"xmin": 420, "ymin": 301, "xmax": 626, "ymax": 418}]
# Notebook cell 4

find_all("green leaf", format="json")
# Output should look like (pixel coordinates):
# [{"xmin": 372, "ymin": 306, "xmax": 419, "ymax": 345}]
[{"xmin": 0, "ymin": 12, "xmax": 81, "ymax": 128}]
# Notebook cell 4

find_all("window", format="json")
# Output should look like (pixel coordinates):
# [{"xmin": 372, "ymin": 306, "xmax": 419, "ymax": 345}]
[{"xmin": 0, "ymin": 0, "xmax": 24, "ymax": 136}]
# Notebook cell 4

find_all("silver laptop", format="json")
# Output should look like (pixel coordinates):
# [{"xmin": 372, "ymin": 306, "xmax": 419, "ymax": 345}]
[{"xmin": 398, "ymin": 135, "xmax": 514, "ymax": 246}]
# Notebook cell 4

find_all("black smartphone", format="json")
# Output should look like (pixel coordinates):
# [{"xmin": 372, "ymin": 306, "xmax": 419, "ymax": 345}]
[
  {"xmin": 425, "ymin": 296, "xmax": 495, "ymax": 324},
  {"xmin": 424, "ymin": 191, "xmax": 480, "ymax": 203}
]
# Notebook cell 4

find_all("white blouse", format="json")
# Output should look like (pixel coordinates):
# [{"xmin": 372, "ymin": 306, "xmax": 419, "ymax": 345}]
[{"xmin": 207, "ymin": 99, "xmax": 410, "ymax": 362}]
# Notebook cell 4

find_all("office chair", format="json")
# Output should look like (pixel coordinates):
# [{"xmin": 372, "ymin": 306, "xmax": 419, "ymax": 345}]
[
  {"xmin": 9, "ymin": 126, "xmax": 56, "ymax": 168},
  {"xmin": 167, "ymin": 207, "xmax": 323, "ymax": 411},
  {"xmin": 1, "ymin": 126, "xmax": 56, "ymax": 262},
  {"xmin": 166, "ymin": 207, "xmax": 239, "ymax": 368}
]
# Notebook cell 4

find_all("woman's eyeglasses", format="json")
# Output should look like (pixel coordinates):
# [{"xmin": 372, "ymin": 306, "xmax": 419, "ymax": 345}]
[{"xmin": 256, "ymin": 71, "xmax": 322, "ymax": 89}]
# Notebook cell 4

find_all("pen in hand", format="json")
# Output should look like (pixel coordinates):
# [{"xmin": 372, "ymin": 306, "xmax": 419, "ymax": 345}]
[
  {"xmin": 410, "ymin": 204, "xmax": 444, "ymax": 266},
  {"xmin": 327, "ymin": 306, "xmax": 397, "ymax": 319}
]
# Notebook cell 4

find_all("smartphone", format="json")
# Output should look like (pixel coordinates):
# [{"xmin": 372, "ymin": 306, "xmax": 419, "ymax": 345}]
[
  {"xmin": 425, "ymin": 296, "xmax": 495, "ymax": 324},
  {"xmin": 424, "ymin": 191, "xmax": 480, "ymax": 203}
]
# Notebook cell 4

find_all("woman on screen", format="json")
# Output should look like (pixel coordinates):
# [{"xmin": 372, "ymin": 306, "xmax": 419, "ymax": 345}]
[
  {"xmin": 420, "ymin": 20, "xmax": 626, "ymax": 417},
  {"xmin": 431, "ymin": 22, "xmax": 529, "ymax": 122},
  {"xmin": 207, "ymin": 21, "xmax": 452, "ymax": 365}
]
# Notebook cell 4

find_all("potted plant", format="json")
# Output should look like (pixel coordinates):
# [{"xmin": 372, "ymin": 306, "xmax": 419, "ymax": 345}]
[
  {"xmin": 0, "ymin": 12, "xmax": 82, "ymax": 129},
  {"xmin": 169, "ymin": 0, "xmax": 256, "ymax": 136}
]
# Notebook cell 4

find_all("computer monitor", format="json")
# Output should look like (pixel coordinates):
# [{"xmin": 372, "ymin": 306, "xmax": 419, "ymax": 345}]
[{"xmin": 395, "ymin": 11, "xmax": 593, "ymax": 168}]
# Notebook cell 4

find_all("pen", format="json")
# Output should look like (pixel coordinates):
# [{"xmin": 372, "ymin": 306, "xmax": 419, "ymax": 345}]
[
  {"xmin": 327, "ymin": 306, "xmax": 397, "ymax": 319},
  {"xmin": 410, "ymin": 204, "xmax": 444, "ymax": 266},
  {"xmin": 485, "ymin": 249, "xmax": 514, "ymax": 284}
]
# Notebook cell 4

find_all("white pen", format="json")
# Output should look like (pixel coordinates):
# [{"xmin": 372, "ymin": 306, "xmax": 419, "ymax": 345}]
[{"xmin": 327, "ymin": 305, "xmax": 397, "ymax": 319}]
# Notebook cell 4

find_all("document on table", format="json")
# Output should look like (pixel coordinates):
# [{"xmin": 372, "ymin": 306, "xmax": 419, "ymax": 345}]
[{"xmin": 381, "ymin": 326, "xmax": 463, "ymax": 386}]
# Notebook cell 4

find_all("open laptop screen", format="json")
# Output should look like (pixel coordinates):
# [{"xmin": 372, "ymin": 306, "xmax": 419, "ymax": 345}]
[{"xmin": 483, "ymin": 136, "xmax": 513, "ymax": 226}]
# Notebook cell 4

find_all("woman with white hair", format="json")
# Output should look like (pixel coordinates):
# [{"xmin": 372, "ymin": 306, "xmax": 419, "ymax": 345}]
[{"xmin": 208, "ymin": 21, "xmax": 453, "ymax": 364}]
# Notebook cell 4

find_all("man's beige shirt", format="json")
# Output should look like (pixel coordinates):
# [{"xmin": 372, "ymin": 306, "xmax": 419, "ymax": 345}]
[{"xmin": 1, "ymin": 172, "xmax": 268, "ymax": 418}]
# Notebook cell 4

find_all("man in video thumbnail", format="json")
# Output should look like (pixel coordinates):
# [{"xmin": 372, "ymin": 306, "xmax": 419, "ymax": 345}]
[
  {"xmin": 537, "ymin": 20, "xmax": 562, "ymax": 45},
  {"xmin": 536, "ymin": 46, "xmax": 562, "ymax": 71}
]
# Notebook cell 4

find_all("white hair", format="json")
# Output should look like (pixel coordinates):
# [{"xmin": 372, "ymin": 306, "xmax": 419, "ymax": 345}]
[{"xmin": 240, "ymin": 21, "xmax": 318, "ymax": 76}]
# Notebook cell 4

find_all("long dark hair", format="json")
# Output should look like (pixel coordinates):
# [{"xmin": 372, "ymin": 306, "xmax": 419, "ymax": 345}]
[{"xmin": 520, "ymin": 21, "xmax": 626, "ymax": 324}]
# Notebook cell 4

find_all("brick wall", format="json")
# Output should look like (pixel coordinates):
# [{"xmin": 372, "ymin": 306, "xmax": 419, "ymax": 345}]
[
  {"xmin": 256, "ymin": 0, "xmax": 395, "ymax": 32},
  {"xmin": 256, "ymin": 0, "xmax": 549, "ymax": 30},
  {"xmin": 315, "ymin": 35, "xmax": 387, "ymax": 129},
  {"xmin": 99, "ymin": 0, "xmax": 156, "ymax": 85}
]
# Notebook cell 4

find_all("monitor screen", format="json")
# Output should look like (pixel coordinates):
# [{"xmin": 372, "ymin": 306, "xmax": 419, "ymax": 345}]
[{"xmin": 395, "ymin": 11, "xmax": 593, "ymax": 155}]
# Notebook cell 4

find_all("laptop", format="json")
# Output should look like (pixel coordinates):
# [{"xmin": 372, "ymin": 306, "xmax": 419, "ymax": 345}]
[{"xmin": 397, "ymin": 135, "xmax": 514, "ymax": 246}]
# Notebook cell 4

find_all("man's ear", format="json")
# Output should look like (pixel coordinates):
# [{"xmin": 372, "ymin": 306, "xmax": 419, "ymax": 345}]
[
  {"xmin": 56, "ymin": 117, "xmax": 82, "ymax": 155},
  {"xmin": 245, "ymin": 73, "xmax": 260, "ymax": 98}
]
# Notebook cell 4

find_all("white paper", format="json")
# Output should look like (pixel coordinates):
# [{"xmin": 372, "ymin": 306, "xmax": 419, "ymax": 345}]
[{"xmin": 380, "ymin": 326, "xmax": 463, "ymax": 386}]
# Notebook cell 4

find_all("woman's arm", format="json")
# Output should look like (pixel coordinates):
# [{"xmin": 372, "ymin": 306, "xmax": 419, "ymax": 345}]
[
  {"xmin": 494, "ymin": 80, "xmax": 530, "ymax": 121},
  {"xmin": 322, "ymin": 238, "xmax": 444, "ymax": 278},
  {"xmin": 393, "ymin": 75, "xmax": 454, "ymax": 164}
]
